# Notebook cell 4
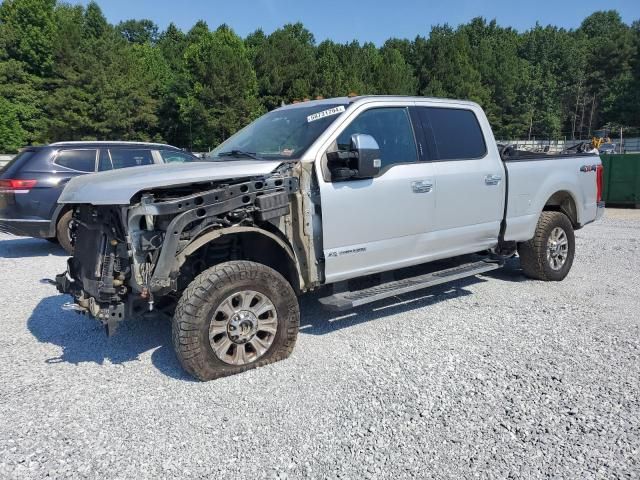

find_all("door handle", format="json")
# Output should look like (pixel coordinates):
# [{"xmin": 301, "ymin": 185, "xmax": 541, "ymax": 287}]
[
  {"xmin": 411, "ymin": 180, "xmax": 433, "ymax": 193},
  {"xmin": 484, "ymin": 174, "xmax": 502, "ymax": 186}
]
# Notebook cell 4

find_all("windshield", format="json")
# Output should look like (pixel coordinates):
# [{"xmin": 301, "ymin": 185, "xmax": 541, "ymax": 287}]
[{"xmin": 208, "ymin": 103, "xmax": 348, "ymax": 161}]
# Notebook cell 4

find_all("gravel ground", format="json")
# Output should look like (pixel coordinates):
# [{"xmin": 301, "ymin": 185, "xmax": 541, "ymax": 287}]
[{"xmin": 0, "ymin": 209, "xmax": 639, "ymax": 479}]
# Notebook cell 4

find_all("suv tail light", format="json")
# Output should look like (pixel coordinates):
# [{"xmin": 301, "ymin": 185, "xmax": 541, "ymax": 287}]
[
  {"xmin": 0, "ymin": 179, "xmax": 37, "ymax": 193},
  {"xmin": 596, "ymin": 164, "xmax": 604, "ymax": 202}
]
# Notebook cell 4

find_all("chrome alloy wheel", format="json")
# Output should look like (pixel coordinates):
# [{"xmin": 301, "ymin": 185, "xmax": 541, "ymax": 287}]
[
  {"xmin": 546, "ymin": 226, "xmax": 569, "ymax": 271},
  {"xmin": 208, "ymin": 290, "xmax": 278, "ymax": 366}
]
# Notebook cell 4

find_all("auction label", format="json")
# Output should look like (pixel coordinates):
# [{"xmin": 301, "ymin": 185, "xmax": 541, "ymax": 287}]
[{"xmin": 307, "ymin": 105, "xmax": 346, "ymax": 123}]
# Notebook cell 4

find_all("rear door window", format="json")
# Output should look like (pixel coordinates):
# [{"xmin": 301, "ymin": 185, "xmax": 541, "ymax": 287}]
[
  {"xmin": 109, "ymin": 149, "xmax": 154, "ymax": 169},
  {"xmin": 54, "ymin": 149, "xmax": 97, "ymax": 172},
  {"xmin": 418, "ymin": 107, "xmax": 486, "ymax": 160}
]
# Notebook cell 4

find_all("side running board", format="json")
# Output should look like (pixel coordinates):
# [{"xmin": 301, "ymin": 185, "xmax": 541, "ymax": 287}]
[{"xmin": 318, "ymin": 260, "xmax": 501, "ymax": 312}]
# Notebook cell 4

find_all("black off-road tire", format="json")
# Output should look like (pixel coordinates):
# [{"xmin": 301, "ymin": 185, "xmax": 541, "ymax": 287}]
[
  {"xmin": 518, "ymin": 211, "xmax": 575, "ymax": 281},
  {"xmin": 172, "ymin": 261, "xmax": 299, "ymax": 381},
  {"xmin": 56, "ymin": 210, "xmax": 74, "ymax": 255}
]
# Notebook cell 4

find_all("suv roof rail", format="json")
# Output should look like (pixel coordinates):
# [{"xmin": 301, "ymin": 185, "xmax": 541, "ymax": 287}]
[{"xmin": 49, "ymin": 141, "xmax": 173, "ymax": 147}]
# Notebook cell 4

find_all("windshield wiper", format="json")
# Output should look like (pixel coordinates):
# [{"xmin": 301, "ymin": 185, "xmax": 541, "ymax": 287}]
[{"xmin": 214, "ymin": 150, "xmax": 263, "ymax": 160}]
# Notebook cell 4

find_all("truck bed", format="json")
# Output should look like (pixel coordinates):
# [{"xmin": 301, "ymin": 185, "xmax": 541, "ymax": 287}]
[{"xmin": 502, "ymin": 150, "xmax": 600, "ymax": 242}]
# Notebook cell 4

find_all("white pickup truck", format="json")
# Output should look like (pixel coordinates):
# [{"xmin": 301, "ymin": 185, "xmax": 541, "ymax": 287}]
[{"xmin": 52, "ymin": 96, "xmax": 605, "ymax": 380}]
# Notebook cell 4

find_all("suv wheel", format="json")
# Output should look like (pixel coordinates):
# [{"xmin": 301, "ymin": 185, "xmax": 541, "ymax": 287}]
[
  {"xmin": 172, "ymin": 261, "xmax": 299, "ymax": 381},
  {"xmin": 56, "ymin": 210, "xmax": 75, "ymax": 255},
  {"xmin": 518, "ymin": 211, "xmax": 575, "ymax": 281}
]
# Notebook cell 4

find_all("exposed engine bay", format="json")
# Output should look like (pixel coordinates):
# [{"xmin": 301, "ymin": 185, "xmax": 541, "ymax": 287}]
[{"xmin": 55, "ymin": 166, "xmax": 304, "ymax": 335}]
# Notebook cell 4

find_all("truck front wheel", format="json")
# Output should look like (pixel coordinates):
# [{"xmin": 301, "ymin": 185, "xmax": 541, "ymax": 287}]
[
  {"xmin": 518, "ymin": 211, "xmax": 575, "ymax": 281},
  {"xmin": 172, "ymin": 261, "xmax": 299, "ymax": 381}
]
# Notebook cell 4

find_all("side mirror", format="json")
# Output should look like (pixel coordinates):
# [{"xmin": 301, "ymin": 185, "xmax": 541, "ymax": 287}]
[
  {"xmin": 326, "ymin": 133, "xmax": 382, "ymax": 181},
  {"xmin": 350, "ymin": 134, "xmax": 381, "ymax": 178}
]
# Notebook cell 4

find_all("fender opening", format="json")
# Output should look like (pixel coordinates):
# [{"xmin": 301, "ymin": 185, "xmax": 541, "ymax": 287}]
[
  {"xmin": 178, "ymin": 231, "xmax": 301, "ymax": 294},
  {"xmin": 543, "ymin": 191, "xmax": 578, "ymax": 228}
]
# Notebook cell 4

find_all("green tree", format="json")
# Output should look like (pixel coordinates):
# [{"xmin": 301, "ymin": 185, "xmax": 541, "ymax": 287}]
[
  {"xmin": 245, "ymin": 28, "xmax": 266, "ymax": 64},
  {"xmin": 83, "ymin": 0, "xmax": 108, "ymax": 39},
  {"xmin": 117, "ymin": 19, "xmax": 159, "ymax": 44},
  {"xmin": 0, "ymin": 0, "xmax": 55, "ymax": 145},
  {"xmin": 45, "ymin": 2, "xmax": 160, "ymax": 141},
  {"xmin": 157, "ymin": 23, "xmax": 190, "ymax": 146},
  {"xmin": 383, "ymin": 38, "xmax": 414, "ymax": 65},
  {"xmin": 0, "ymin": 7, "xmax": 639, "ymax": 151},
  {"xmin": 458, "ymin": 18, "xmax": 531, "ymax": 138},
  {"xmin": 336, "ymin": 41, "xmax": 380, "ymax": 95},
  {"xmin": 179, "ymin": 25, "xmax": 260, "ymax": 150},
  {"xmin": 0, "ymin": 59, "xmax": 46, "ymax": 144},
  {"xmin": 252, "ymin": 23, "xmax": 316, "ymax": 108},
  {"xmin": 186, "ymin": 20, "xmax": 209, "ymax": 44},
  {"xmin": 376, "ymin": 45, "xmax": 416, "ymax": 94},
  {"xmin": 519, "ymin": 25, "xmax": 578, "ymax": 139},
  {"xmin": 415, "ymin": 26, "xmax": 490, "ymax": 105},
  {"xmin": 42, "ymin": 2, "xmax": 93, "ymax": 141},
  {"xmin": 158, "ymin": 22, "xmax": 187, "ymax": 70},
  {"xmin": 609, "ymin": 20, "xmax": 640, "ymax": 130},
  {"xmin": 579, "ymin": 11, "xmax": 635, "ymax": 130},
  {"xmin": 0, "ymin": 0, "xmax": 55, "ymax": 75},
  {"xmin": 0, "ymin": 96, "xmax": 25, "ymax": 151},
  {"xmin": 314, "ymin": 40, "xmax": 347, "ymax": 97}
]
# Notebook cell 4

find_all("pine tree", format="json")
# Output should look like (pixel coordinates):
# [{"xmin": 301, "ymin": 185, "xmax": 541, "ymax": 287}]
[
  {"xmin": 0, "ymin": 96, "xmax": 25, "ymax": 151},
  {"xmin": 180, "ymin": 25, "xmax": 260, "ymax": 150},
  {"xmin": 252, "ymin": 23, "xmax": 316, "ymax": 109}
]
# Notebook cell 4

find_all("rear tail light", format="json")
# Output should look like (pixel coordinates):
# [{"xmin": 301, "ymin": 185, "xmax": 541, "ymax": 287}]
[
  {"xmin": 596, "ymin": 164, "xmax": 604, "ymax": 203},
  {"xmin": 0, "ymin": 179, "xmax": 37, "ymax": 193}
]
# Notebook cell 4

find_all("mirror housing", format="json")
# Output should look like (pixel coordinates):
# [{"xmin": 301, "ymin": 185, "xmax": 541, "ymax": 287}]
[
  {"xmin": 326, "ymin": 133, "xmax": 382, "ymax": 181},
  {"xmin": 350, "ymin": 134, "xmax": 381, "ymax": 179}
]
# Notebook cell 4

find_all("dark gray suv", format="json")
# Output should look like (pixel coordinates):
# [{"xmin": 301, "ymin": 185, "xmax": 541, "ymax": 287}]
[{"xmin": 0, "ymin": 141, "xmax": 200, "ymax": 253}]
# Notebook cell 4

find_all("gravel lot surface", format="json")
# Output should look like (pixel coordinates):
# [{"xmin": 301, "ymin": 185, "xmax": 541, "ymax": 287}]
[{"xmin": 0, "ymin": 209, "xmax": 639, "ymax": 479}]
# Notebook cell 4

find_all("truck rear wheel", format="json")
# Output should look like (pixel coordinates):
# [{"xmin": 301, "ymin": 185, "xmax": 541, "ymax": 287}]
[
  {"xmin": 518, "ymin": 211, "xmax": 575, "ymax": 281},
  {"xmin": 172, "ymin": 261, "xmax": 299, "ymax": 381}
]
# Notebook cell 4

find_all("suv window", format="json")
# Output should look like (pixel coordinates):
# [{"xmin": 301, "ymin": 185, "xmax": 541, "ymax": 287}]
[
  {"xmin": 159, "ymin": 150, "xmax": 197, "ymax": 163},
  {"xmin": 0, "ymin": 149, "xmax": 37, "ymax": 175},
  {"xmin": 336, "ymin": 107, "xmax": 417, "ymax": 169},
  {"xmin": 97, "ymin": 150, "xmax": 113, "ymax": 171},
  {"xmin": 418, "ymin": 107, "xmax": 486, "ymax": 160},
  {"xmin": 109, "ymin": 149, "xmax": 154, "ymax": 169},
  {"xmin": 54, "ymin": 149, "xmax": 97, "ymax": 172}
]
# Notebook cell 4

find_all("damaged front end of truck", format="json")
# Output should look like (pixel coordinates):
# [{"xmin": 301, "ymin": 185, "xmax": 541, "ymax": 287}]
[{"xmin": 53, "ymin": 161, "xmax": 315, "ymax": 336}]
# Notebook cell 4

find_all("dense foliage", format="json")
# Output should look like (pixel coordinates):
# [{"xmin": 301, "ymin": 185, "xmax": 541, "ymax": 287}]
[{"xmin": 0, "ymin": 0, "xmax": 638, "ymax": 152}]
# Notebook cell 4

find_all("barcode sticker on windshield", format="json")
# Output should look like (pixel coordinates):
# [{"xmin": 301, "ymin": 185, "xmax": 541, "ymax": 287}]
[{"xmin": 307, "ymin": 105, "xmax": 345, "ymax": 123}]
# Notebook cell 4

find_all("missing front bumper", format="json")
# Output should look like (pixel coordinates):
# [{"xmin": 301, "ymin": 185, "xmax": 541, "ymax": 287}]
[{"xmin": 53, "ymin": 270, "xmax": 126, "ymax": 336}]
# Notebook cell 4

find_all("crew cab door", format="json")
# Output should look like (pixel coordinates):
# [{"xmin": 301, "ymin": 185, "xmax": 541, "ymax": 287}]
[
  {"xmin": 315, "ymin": 103, "xmax": 437, "ymax": 283},
  {"xmin": 414, "ymin": 103, "xmax": 505, "ymax": 255}
]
